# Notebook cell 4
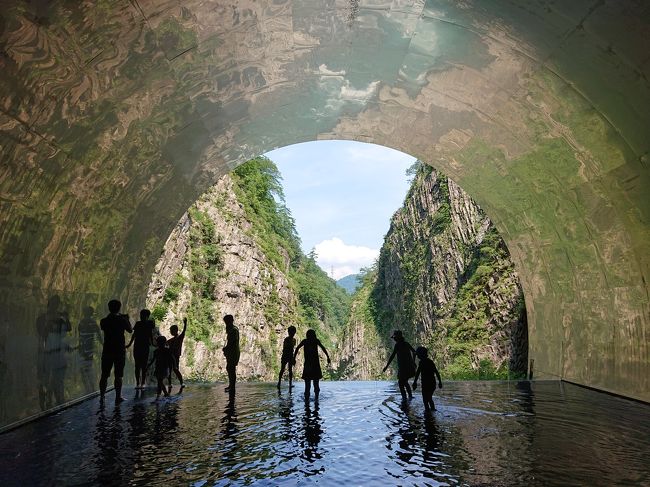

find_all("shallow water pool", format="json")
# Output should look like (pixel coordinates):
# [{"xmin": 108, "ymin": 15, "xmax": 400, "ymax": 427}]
[{"xmin": 1, "ymin": 381, "xmax": 649, "ymax": 486}]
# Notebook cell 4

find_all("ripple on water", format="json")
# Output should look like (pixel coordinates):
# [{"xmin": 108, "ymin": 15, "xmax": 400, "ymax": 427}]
[{"xmin": 1, "ymin": 381, "xmax": 649, "ymax": 486}]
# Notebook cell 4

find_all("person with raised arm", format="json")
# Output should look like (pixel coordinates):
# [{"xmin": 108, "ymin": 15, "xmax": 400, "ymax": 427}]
[
  {"xmin": 412, "ymin": 346, "xmax": 443, "ymax": 412},
  {"xmin": 382, "ymin": 330, "xmax": 417, "ymax": 401},
  {"xmin": 293, "ymin": 329, "xmax": 330, "ymax": 400}
]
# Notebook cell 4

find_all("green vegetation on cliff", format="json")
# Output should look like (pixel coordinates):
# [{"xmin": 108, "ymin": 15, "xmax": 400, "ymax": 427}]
[
  {"xmin": 151, "ymin": 156, "xmax": 523, "ymax": 382},
  {"xmin": 150, "ymin": 156, "xmax": 350, "ymax": 378},
  {"xmin": 341, "ymin": 163, "xmax": 527, "ymax": 380},
  {"xmin": 231, "ymin": 157, "xmax": 350, "ymax": 344},
  {"xmin": 437, "ymin": 225, "xmax": 526, "ymax": 380},
  {"xmin": 230, "ymin": 156, "xmax": 302, "ymax": 269}
]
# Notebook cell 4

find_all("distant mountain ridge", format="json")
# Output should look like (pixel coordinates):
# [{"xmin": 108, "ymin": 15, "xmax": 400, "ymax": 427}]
[{"xmin": 336, "ymin": 274, "xmax": 361, "ymax": 294}]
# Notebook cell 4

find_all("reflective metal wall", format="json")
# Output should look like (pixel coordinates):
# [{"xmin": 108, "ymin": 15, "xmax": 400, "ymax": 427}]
[{"xmin": 0, "ymin": 0, "xmax": 649, "ymax": 427}]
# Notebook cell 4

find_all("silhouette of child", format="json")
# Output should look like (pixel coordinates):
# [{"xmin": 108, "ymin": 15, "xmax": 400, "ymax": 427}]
[
  {"xmin": 167, "ymin": 317, "xmax": 187, "ymax": 391},
  {"xmin": 147, "ymin": 336, "xmax": 175, "ymax": 400},
  {"xmin": 277, "ymin": 325, "xmax": 297, "ymax": 390},
  {"xmin": 126, "ymin": 309, "xmax": 155, "ymax": 389},
  {"xmin": 293, "ymin": 329, "xmax": 330, "ymax": 400},
  {"xmin": 382, "ymin": 330, "xmax": 417, "ymax": 401},
  {"xmin": 412, "ymin": 346, "xmax": 442, "ymax": 412}
]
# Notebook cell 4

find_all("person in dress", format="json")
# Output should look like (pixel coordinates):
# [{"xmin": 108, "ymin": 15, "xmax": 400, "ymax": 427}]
[{"xmin": 293, "ymin": 329, "xmax": 331, "ymax": 400}]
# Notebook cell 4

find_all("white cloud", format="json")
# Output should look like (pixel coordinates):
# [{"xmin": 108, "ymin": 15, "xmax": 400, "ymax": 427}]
[{"xmin": 313, "ymin": 237, "xmax": 379, "ymax": 280}]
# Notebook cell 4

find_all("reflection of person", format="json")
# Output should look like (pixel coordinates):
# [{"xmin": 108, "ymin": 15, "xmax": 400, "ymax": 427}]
[
  {"xmin": 219, "ymin": 391, "xmax": 239, "ymax": 465},
  {"xmin": 277, "ymin": 325, "xmax": 297, "ymax": 390},
  {"xmin": 94, "ymin": 408, "xmax": 126, "ymax": 485},
  {"xmin": 78, "ymin": 306, "xmax": 102, "ymax": 392},
  {"xmin": 167, "ymin": 317, "xmax": 187, "ymax": 391},
  {"xmin": 222, "ymin": 391, "xmax": 238, "ymax": 440},
  {"xmin": 412, "ymin": 347, "xmax": 442, "ymax": 412},
  {"xmin": 293, "ymin": 329, "xmax": 331, "ymax": 400},
  {"xmin": 302, "ymin": 402, "xmax": 323, "ymax": 462},
  {"xmin": 382, "ymin": 330, "xmax": 416, "ymax": 401},
  {"xmin": 36, "ymin": 295, "xmax": 72, "ymax": 409},
  {"xmin": 222, "ymin": 315, "xmax": 240, "ymax": 392},
  {"xmin": 99, "ymin": 299, "xmax": 133, "ymax": 405},
  {"xmin": 126, "ymin": 309, "xmax": 155, "ymax": 389},
  {"xmin": 148, "ymin": 336, "xmax": 174, "ymax": 400}
]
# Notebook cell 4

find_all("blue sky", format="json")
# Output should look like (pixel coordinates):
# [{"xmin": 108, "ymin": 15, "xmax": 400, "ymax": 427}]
[{"xmin": 264, "ymin": 140, "xmax": 416, "ymax": 279}]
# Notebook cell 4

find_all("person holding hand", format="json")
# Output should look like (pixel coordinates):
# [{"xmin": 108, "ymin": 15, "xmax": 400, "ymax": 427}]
[{"xmin": 412, "ymin": 346, "xmax": 443, "ymax": 412}]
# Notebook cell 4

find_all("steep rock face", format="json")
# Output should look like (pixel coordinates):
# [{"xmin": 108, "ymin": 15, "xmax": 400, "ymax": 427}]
[
  {"xmin": 147, "ymin": 175, "xmax": 296, "ymax": 380},
  {"xmin": 339, "ymin": 164, "xmax": 527, "ymax": 379},
  {"xmin": 146, "ymin": 157, "xmax": 349, "ymax": 382},
  {"xmin": 336, "ymin": 277, "xmax": 384, "ymax": 379}
]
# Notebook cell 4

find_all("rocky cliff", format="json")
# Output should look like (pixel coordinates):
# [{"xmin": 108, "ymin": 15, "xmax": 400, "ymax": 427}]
[
  {"xmin": 147, "ymin": 157, "xmax": 349, "ymax": 381},
  {"xmin": 339, "ymin": 163, "xmax": 527, "ymax": 379}
]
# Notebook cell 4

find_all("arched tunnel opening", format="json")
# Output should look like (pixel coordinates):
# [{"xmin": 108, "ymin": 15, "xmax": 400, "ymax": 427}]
[
  {"xmin": 144, "ymin": 141, "xmax": 529, "ymax": 387},
  {"xmin": 0, "ymin": 0, "xmax": 649, "ymax": 484}
]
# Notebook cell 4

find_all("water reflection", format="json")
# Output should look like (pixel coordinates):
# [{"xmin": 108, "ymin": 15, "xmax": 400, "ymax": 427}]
[
  {"xmin": 278, "ymin": 394, "xmax": 294, "ymax": 443},
  {"xmin": 1, "ymin": 382, "xmax": 649, "ymax": 486},
  {"xmin": 300, "ymin": 402, "xmax": 324, "ymax": 471},
  {"xmin": 221, "ymin": 392, "xmax": 238, "ymax": 445},
  {"xmin": 36, "ymin": 295, "xmax": 72, "ymax": 410},
  {"xmin": 153, "ymin": 399, "xmax": 180, "ymax": 445},
  {"xmin": 94, "ymin": 408, "xmax": 129, "ymax": 485}
]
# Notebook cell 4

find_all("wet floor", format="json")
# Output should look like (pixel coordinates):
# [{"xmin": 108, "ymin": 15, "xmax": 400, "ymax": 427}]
[{"xmin": 0, "ymin": 381, "xmax": 649, "ymax": 486}]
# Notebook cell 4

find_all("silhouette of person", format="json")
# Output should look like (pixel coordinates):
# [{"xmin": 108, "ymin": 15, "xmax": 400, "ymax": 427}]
[
  {"xmin": 382, "ymin": 330, "xmax": 417, "ymax": 401},
  {"xmin": 167, "ymin": 317, "xmax": 187, "ymax": 391},
  {"xmin": 412, "ymin": 346, "xmax": 442, "ymax": 412},
  {"xmin": 98, "ymin": 299, "xmax": 133, "ymax": 405},
  {"xmin": 126, "ymin": 309, "xmax": 155, "ymax": 389},
  {"xmin": 222, "ymin": 315, "xmax": 239, "ymax": 392},
  {"xmin": 293, "ymin": 329, "xmax": 331, "ymax": 400},
  {"xmin": 277, "ymin": 325, "xmax": 297, "ymax": 391},
  {"xmin": 147, "ymin": 335, "xmax": 175, "ymax": 400},
  {"xmin": 78, "ymin": 306, "xmax": 102, "ymax": 392}
]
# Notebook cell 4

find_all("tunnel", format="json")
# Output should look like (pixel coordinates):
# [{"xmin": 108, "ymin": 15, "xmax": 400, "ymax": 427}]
[{"xmin": 0, "ymin": 0, "xmax": 649, "ymax": 430}]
